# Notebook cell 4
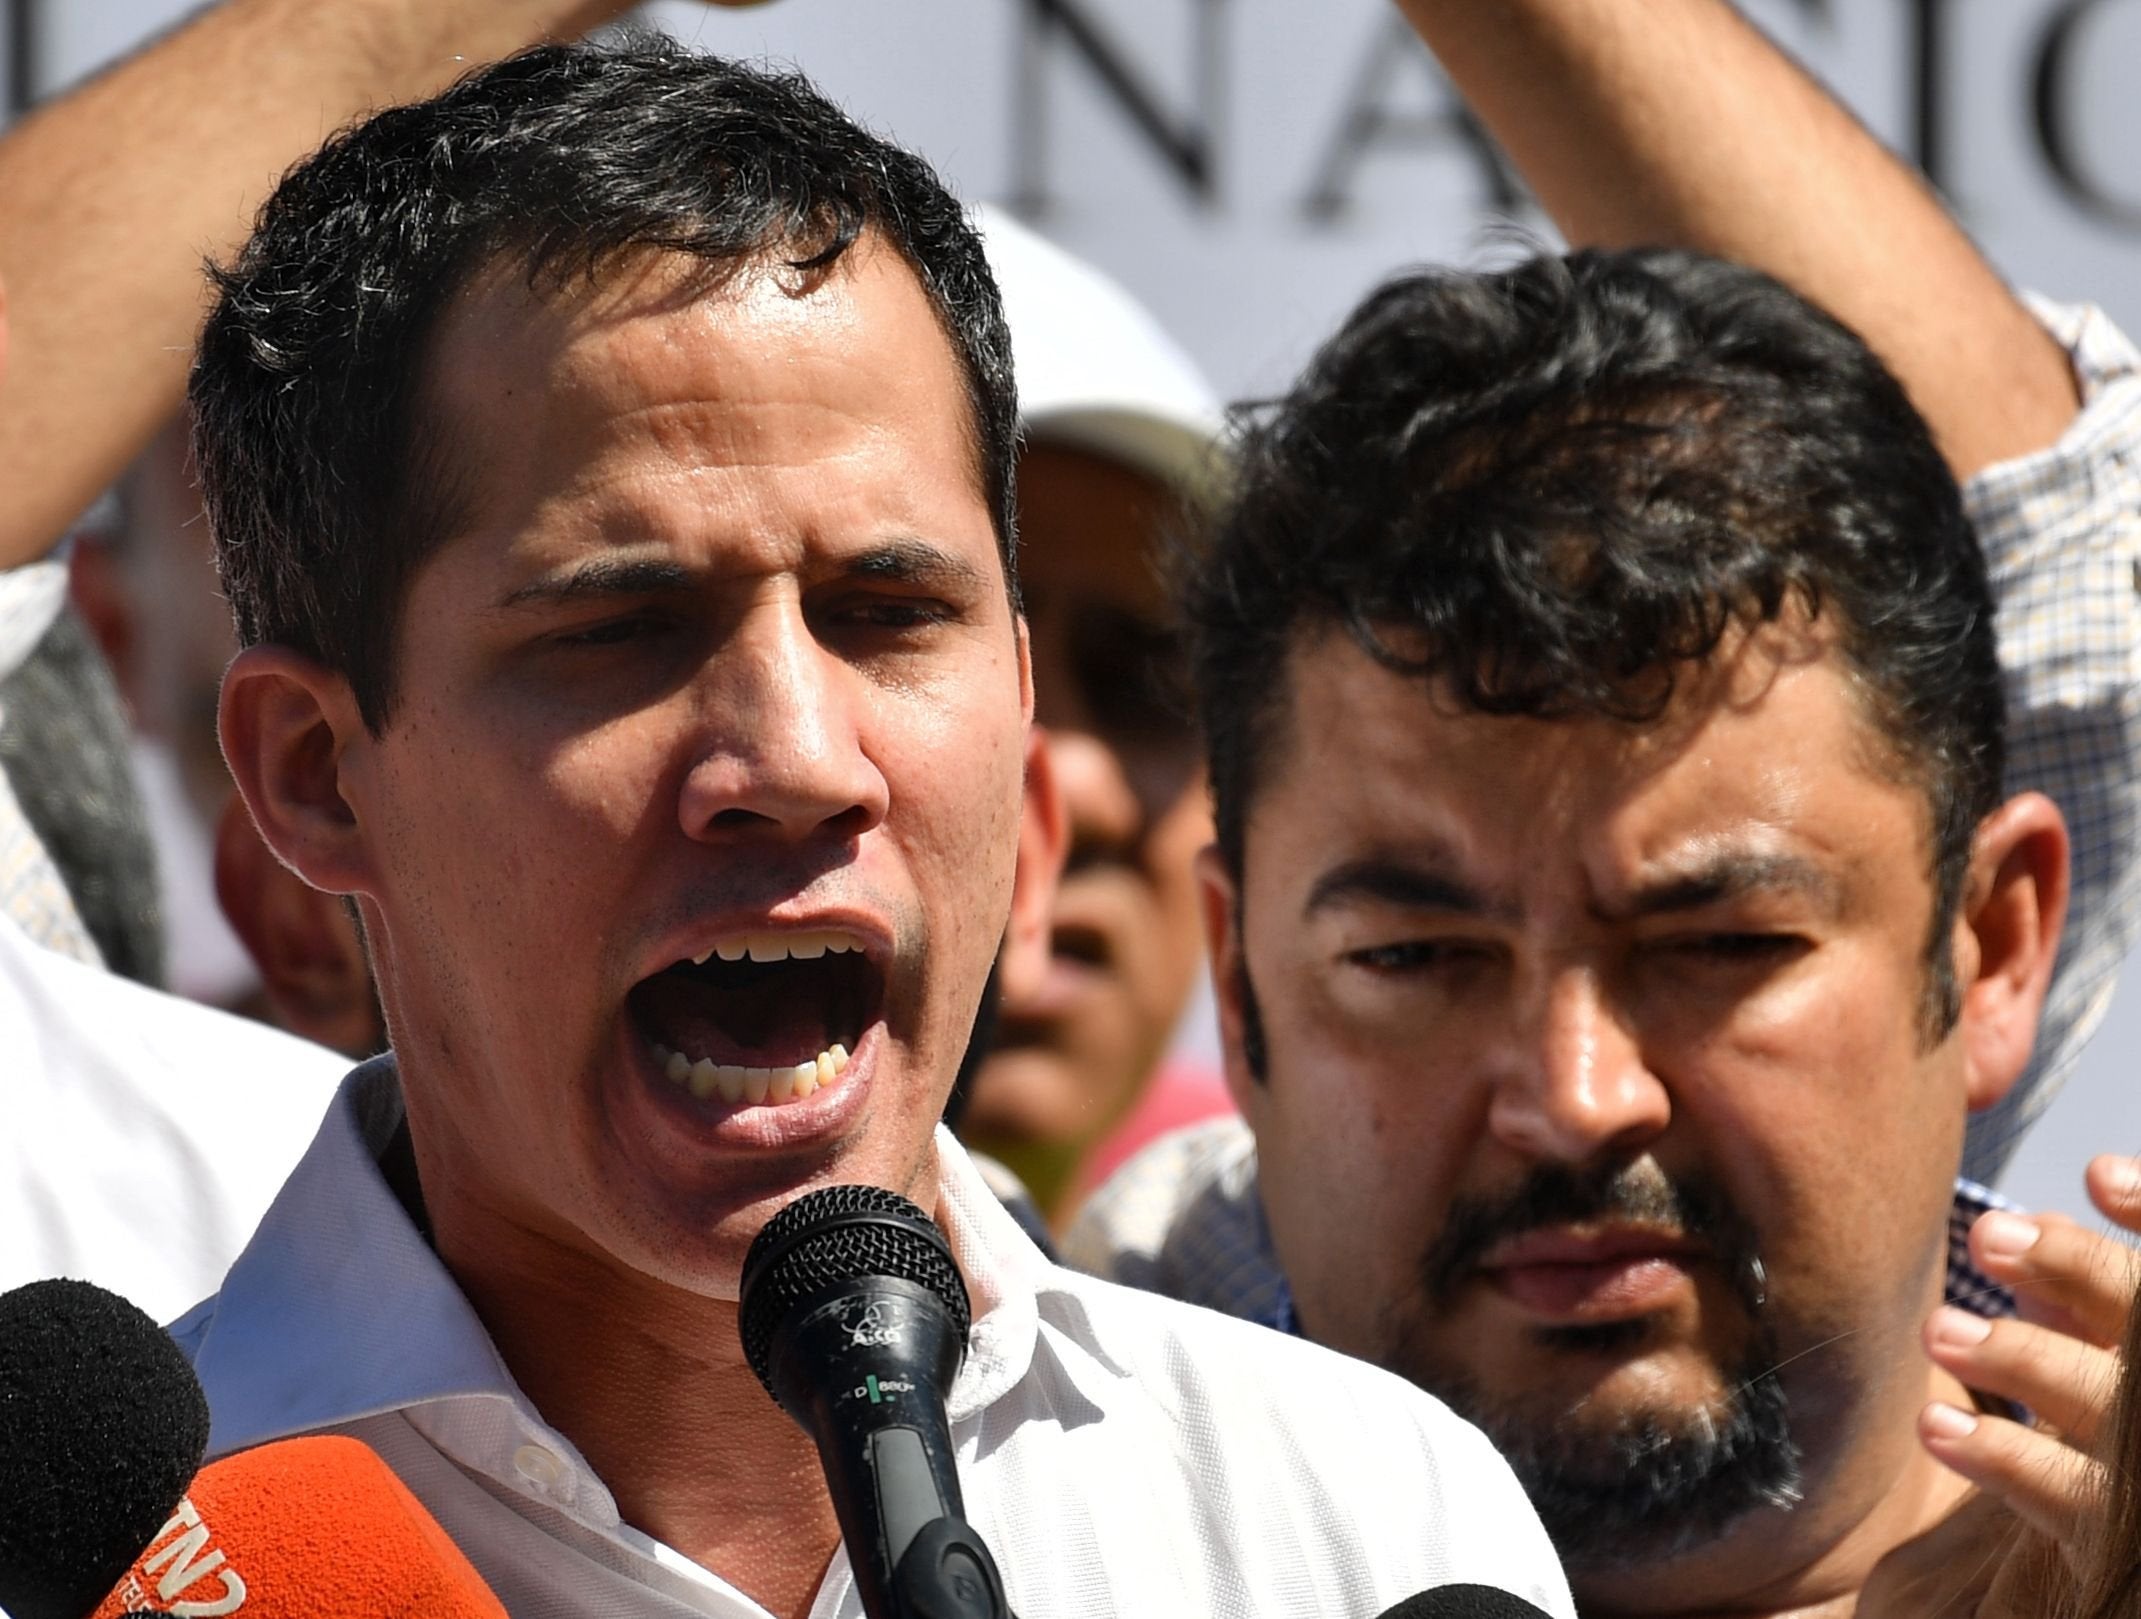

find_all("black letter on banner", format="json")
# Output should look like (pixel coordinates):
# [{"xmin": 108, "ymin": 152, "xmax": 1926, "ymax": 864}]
[
  {"xmin": 1301, "ymin": 16, "xmax": 1523, "ymax": 222},
  {"xmin": 2033, "ymin": 0, "xmax": 2141, "ymax": 227},
  {"xmin": 1904, "ymin": 0, "xmax": 1957, "ymax": 190},
  {"xmin": 1010, "ymin": 0, "xmax": 1228, "ymax": 215}
]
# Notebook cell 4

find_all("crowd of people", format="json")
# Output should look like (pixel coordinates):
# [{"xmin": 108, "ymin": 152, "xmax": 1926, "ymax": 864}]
[{"xmin": 4, "ymin": 0, "xmax": 2141, "ymax": 1614}]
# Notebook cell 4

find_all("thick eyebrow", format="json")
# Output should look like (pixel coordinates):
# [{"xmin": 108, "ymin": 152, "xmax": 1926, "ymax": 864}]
[
  {"xmin": 1607, "ymin": 851, "xmax": 1842, "ymax": 921},
  {"xmin": 497, "ymin": 555, "xmax": 693, "ymax": 611},
  {"xmin": 1303, "ymin": 858, "xmax": 1515, "ymax": 923},
  {"xmin": 843, "ymin": 538, "xmax": 992, "ymax": 596},
  {"xmin": 493, "ymin": 539, "xmax": 990, "ymax": 613}
]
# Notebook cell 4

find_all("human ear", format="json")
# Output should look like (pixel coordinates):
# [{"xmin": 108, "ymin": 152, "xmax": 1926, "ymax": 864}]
[
  {"xmin": 1196, "ymin": 844, "xmax": 1264, "ymax": 1114},
  {"xmin": 997, "ymin": 708, "xmax": 1068, "ymax": 1008},
  {"xmin": 217, "ymin": 644, "xmax": 379, "ymax": 900},
  {"xmin": 1954, "ymin": 790, "xmax": 2069, "ymax": 1112},
  {"xmin": 213, "ymin": 790, "xmax": 384, "ymax": 1057}
]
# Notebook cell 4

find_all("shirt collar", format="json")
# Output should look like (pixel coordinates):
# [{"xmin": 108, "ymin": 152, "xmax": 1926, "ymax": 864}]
[
  {"xmin": 180, "ymin": 1057, "xmax": 1052, "ymax": 1455},
  {"xmin": 181, "ymin": 1057, "xmax": 522, "ymax": 1457}
]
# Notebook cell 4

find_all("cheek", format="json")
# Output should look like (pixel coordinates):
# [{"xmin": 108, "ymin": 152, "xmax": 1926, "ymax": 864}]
[{"xmin": 1248, "ymin": 958, "xmax": 1468, "ymax": 1249}]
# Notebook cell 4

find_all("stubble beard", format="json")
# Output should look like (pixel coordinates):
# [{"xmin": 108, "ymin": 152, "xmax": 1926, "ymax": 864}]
[{"xmin": 1410, "ymin": 1321, "xmax": 1805, "ymax": 1573}]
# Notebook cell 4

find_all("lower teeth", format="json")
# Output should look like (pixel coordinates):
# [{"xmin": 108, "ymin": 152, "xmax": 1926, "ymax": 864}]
[{"xmin": 648, "ymin": 1042, "xmax": 852, "ymax": 1105}]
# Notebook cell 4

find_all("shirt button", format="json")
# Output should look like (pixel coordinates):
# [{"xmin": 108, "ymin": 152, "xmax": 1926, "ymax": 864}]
[{"xmin": 513, "ymin": 1443, "xmax": 568, "ymax": 1491}]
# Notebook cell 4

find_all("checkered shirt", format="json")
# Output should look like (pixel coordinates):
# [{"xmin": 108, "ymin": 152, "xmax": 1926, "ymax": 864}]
[
  {"xmin": 1063, "ymin": 1116, "xmax": 2020, "ymax": 1337},
  {"xmin": 1965, "ymin": 296, "xmax": 2141, "ymax": 1183}
]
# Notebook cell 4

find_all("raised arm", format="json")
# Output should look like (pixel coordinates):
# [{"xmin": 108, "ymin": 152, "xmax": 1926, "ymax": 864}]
[
  {"xmin": 1397, "ymin": 0, "xmax": 2077, "ymax": 478},
  {"xmin": 0, "ymin": 0, "xmax": 721, "ymax": 572}
]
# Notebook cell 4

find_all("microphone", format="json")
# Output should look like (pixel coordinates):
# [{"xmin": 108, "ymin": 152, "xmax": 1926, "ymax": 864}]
[
  {"xmin": 740, "ymin": 1185, "xmax": 1014, "ymax": 1619},
  {"xmin": 0, "ymin": 1280, "xmax": 209, "ymax": 1619},
  {"xmin": 0, "ymin": 1277, "xmax": 505, "ymax": 1619},
  {"xmin": 1374, "ymin": 1587, "xmax": 1556, "ymax": 1618},
  {"xmin": 87, "ymin": 1435, "xmax": 507, "ymax": 1618}
]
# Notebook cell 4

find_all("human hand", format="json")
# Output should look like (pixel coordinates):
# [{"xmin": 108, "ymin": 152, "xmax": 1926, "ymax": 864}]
[
  {"xmin": 1919, "ymin": 1157, "xmax": 2141, "ymax": 1551},
  {"xmin": 1862, "ymin": 1155, "xmax": 2141, "ymax": 1615}
]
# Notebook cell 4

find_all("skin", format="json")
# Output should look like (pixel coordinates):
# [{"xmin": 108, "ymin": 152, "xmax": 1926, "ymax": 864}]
[
  {"xmin": 1863, "ymin": 1154, "xmax": 2141, "ymax": 1613},
  {"xmin": 0, "ymin": 0, "xmax": 771, "ymax": 573},
  {"xmin": 220, "ymin": 238, "xmax": 1065, "ymax": 1617},
  {"xmin": 1207, "ymin": 624, "xmax": 2066, "ymax": 1618},
  {"xmin": 966, "ymin": 442, "xmax": 1211, "ymax": 1215},
  {"xmin": 1396, "ymin": 0, "xmax": 2078, "ymax": 479}
]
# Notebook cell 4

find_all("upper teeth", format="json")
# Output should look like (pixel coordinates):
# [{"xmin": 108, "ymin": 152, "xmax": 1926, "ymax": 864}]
[{"xmin": 689, "ymin": 931, "xmax": 864, "ymax": 967}]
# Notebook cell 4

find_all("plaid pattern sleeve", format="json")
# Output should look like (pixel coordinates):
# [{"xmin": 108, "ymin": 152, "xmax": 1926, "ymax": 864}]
[
  {"xmin": 1962, "ymin": 298, "xmax": 2141, "ymax": 1186},
  {"xmin": 1948, "ymin": 1177, "xmax": 2019, "ymax": 1321}
]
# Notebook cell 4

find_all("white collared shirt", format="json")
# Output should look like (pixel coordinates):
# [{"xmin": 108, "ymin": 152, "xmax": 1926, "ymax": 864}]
[
  {"xmin": 171, "ymin": 1060, "xmax": 1573, "ymax": 1619},
  {"xmin": 0, "ymin": 910, "xmax": 345, "ymax": 1321}
]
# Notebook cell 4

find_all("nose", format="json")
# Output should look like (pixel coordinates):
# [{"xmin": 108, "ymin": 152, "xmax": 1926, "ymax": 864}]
[
  {"xmin": 675, "ymin": 603, "xmax": 889, "ymax": 845},
  {"xmin": 1487, "ymin": 965, "xmax": 1670, "ymax": 1164}
]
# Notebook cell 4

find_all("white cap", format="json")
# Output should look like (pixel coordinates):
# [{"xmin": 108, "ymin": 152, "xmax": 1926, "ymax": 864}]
[{"xmin": 975, "ymin": 204, "xmax": 1230, "ymax": 512}]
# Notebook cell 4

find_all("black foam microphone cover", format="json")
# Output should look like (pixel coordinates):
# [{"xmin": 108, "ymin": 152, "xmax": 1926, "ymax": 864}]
[
  {"xmin": 1375, "ymin": 1586, "xmax": 1555, "ymax": 1619},
  {"xmin": 0, "ymin": 1279, "xmax": 210, "ymax": 1619}
]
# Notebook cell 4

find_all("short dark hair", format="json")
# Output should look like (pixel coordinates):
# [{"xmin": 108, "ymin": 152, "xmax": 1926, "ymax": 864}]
[
  {"xmin": 1191, "ymin": 248, "xmax": 2002, "ymax": 1036},
  {"xmin": 191, "ymin": 35, "xmax": 1018, "ymax": 731}
]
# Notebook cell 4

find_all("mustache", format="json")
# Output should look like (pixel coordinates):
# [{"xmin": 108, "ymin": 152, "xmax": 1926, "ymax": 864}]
[{"xmin": 1421, "ymin": 1160, "xmax": 1765, "ymax": 1312}]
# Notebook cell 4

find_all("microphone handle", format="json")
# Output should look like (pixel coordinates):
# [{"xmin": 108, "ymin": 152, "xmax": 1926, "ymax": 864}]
[{"xmin": 771, "ymin": 1279, "xmax": 1013, "ymax": 1619}]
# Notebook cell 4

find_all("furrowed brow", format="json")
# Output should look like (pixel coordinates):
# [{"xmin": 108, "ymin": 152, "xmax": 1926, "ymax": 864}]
[
  {"xmin": 497, "ymin": 555, "xmax": 693, "ymax": 611},
  {"xmin": 1611, "ymin": 852, "xmax": 1842, "ymax": 920}
]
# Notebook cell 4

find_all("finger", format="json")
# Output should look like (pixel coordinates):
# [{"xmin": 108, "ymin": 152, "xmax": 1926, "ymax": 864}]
[
  {"xmin": 1923, "ymin": 1306, "xmax": 2118, "ymax": 1446},
  {"xmin": 2086, "ymin": 1154, "xmax": 2141, "ymax": 1236},
  {"xmin": 1971, "ymin": 1210, "xmax": 2139, "ymax": 1345},
  {"xmin": 1919, "ymin": 1401, "xmax": 2104, "ymax": 1553}
]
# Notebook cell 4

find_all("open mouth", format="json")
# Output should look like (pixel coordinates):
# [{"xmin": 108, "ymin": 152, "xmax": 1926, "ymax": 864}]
[{"xmin": 627, "ymin": 929, "xmax": 883, "ymax": 1107}]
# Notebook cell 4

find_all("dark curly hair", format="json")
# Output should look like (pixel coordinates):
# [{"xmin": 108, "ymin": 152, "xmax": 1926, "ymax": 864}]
[
  {"xmin": 190, "ymin": 34, "xmax": 1017, "ymax": 732},
  {"xmin": 1190, "ymin": 248, "xmax": 2002, "ymax": 1037}
]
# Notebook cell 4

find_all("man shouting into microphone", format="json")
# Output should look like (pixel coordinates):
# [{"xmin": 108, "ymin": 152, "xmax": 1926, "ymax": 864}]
[{"xmin": 165, "ymin": 35, "xmax": 1570, "ymax": 1619}]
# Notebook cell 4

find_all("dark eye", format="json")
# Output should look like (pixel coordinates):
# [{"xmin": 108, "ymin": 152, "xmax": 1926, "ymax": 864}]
[
  {"xmin": 840, "ymin": 599, "xmax": 953, "ymax": 630},
  {"xmin": 1347, "ymin": 941, "xmax": 1481, "ymax": 972},
  {"xmin": 556, "ymin": 615, "xmax": 665, "ymax": 648},
  {"xmin": 1673, "ymin": 933, "xmax": 1804, "ymax": 962}
]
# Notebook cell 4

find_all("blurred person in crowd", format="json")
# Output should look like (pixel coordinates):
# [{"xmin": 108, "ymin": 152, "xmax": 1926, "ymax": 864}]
[
  {"xmin": 174, "ymin": 37, "xmax": 1572, "ymax": 1617},
  {"xmin": 1, "ymin": 0, "xmax": 775, "ymax": 1316},
  {"xmin": 71, "ymin": 411, "xmax": 391, "ymax": 1049},
  {"xmin": 952, "ymin": 208, "xmax": 1233, "ymax": 1224},
  {"xmin": 1070, "ymin": 0, "xmax": 2141, "ymax": 1613}
]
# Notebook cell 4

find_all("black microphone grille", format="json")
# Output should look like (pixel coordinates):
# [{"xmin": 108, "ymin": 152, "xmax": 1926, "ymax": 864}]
[
  {"xmin": 1375, "ymin": 1586, "xmax": 1555, "ymax": 1619},
  {"xmin": 738, "ymin": 1185, "xmax": 971, "ymax": 1393}
]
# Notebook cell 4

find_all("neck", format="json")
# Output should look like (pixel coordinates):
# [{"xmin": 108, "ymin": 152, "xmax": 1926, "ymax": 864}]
[
  {"xmin": 444, "ymin": 1229, "xmax": 845, "ymax": 1619},
  {"xmin": 1571, "ymin": 1358, "xmax": 1976, "ymax": 1619}
]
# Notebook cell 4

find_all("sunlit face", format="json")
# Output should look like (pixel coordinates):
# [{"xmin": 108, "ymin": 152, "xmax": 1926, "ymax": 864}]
[
  {"xmin": 966, "ymin": 444, "xmax": 1209, "ymax": 1192},
  {"xmin": 1213, "ymin": 624, "xmax": 1979, "ymax": 1584},
  {"xmin": 333, "ymin": 241, "xmax": 1034, "ymax": 1295}
]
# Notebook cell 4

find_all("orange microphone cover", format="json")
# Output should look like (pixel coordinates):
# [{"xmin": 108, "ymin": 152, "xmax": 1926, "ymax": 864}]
[{"xmin": 91, "ymin": 1434, "xmax": 506, "ymax": 1618}]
